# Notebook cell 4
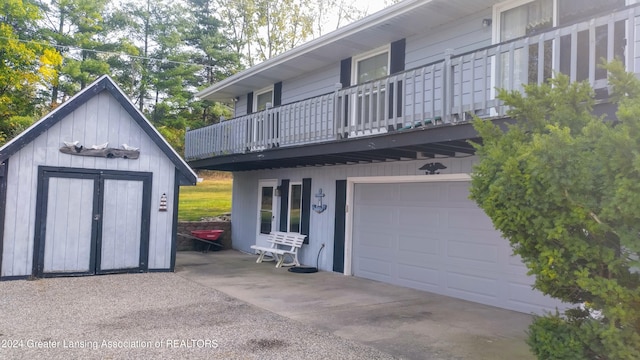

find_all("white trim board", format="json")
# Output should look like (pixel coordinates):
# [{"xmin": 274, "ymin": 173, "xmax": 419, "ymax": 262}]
[{"xmin": 343, "ymin": 174, "xmax": 472, "ymax": 275}]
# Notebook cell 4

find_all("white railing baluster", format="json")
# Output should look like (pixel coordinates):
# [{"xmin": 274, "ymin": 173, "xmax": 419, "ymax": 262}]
[
  {"xmin": 627, "ymin": 9, "xmax": 637, "ymax": 73},
  {"xmin": 570, "ymin": 25, "xmax": 578, "ymax": 82},
  {"xmin": 588, "ymin": 20, "xmax": 596, "ymax": 86},
  {"xmin": 537, "ymin": 34, "xmax": 545, "ymax": 85},
  {"xmin": 430, "ymin": 64, "xmax": 437, "ymax": 119}
]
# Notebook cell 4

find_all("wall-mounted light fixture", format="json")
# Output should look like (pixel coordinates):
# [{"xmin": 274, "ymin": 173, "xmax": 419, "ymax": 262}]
[
  {"xmin": 482, "ymin": 18, "xmax": 492, "ymax": 28},
  {"xmin": 275, "ymin": 185, "xmax": 282, "ymax": 197}
]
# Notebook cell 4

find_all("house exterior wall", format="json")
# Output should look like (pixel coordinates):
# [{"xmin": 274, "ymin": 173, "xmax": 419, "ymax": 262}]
[
  {"xmin": 281, "ymin": 64, "xmax": 341, "ymax": 104},
  {"xmin": 231, "ymin": 156, "xmax": 476, "ymax": 271},
  {"xmin": 405, "ymin": 9, "xmax": 493, "ymax": 68},
  {"xmin": 2, "ymin": 91, "xmax": 177, "ymax": 277},
  {"xmin": 228, "ymin": 7, "xmax": 494, "ymax": 121},
  {"xmin": 234, "ymin": 96, "xmax": 248, "ymax": 118}
]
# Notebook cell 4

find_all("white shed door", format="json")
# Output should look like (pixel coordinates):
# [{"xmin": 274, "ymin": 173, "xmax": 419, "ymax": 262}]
[
  {"xmin": 352, "ymin": 181, "xmax": 562, "ymax": 314},
  {"xmin": 100, "ymin": 179, "xmax": 144, "ymax": 271},
  {"xmin": 36, "ymin": 168, "xmax": 151, "ymax": 277},
  {"xmin": 43, "ymin": 177, "xmax": 95, "ymax": 273}
]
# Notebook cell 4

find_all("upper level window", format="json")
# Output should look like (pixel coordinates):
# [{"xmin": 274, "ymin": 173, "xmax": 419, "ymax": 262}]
[
  {"xmin": 254, "ymin": 87, "xmax": 273, "ymax": 112},
  {"xmin": 498, "ymin": 0, "xmax": 553, "ymax": 42},
  {"xmin": 352, "ymin": 46, "xmax": 390, "ymax": 85}
]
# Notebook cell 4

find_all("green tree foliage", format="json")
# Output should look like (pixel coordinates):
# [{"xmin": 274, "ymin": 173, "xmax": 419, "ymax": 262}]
[
  {"xmin": 0, "ymin": 0, "xmax": 61, "ymax": 145},
  {"xmin": 184, "ymin": 0, "xmax": 240, "ymax": 125},
  {"xmin": 37, "ymin": 0, "xmax": 135, "ymax": 104},
  {"xmin": 470, "ymin": 63, "xmax": 640, "ymax": 359},
  {"xmin": 217, "ymin": 0, "xmax": 314, "ymax": 66}
]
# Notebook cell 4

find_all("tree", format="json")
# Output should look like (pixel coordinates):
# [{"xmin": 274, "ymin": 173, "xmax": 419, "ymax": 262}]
[
  {"xmin": 186, "ymin": 0, "xmax": 241, "ymax": 125},
  {"xmin": 311, "ymin": 0, "xmax": 368, "ymax": 36},
  {"xmin": 37, "ymin": 0, "xmax": 132, "ymax": 104},
  {"xmin": 216, "ymin": 0, "xmax": 314, "ymax": 66},
  {"xmin": 470, "ymin": 63, "xmax": 640, "ymax": 359},
  {"xmin": 0, "ymin": 0, "xmax": 61, "ymax": 145}
]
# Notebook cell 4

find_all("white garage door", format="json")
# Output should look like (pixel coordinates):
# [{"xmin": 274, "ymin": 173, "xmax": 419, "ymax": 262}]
[{"xmin": 352, "ymin": 180, "xmax": 562, "ymax": 314}]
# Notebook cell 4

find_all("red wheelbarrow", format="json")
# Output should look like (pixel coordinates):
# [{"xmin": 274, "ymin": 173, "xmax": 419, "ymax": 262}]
[{"xmin": 177, "ymin": 230, "xmax": 224, "ymax": 252}]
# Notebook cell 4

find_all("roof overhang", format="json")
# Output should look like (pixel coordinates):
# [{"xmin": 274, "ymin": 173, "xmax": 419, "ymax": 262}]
[
  {"xmin": 188, "ymin": 119, "xmax": 513, "ymax": 171},
  {"xmin": 197, "ymin": 0, "xmax": 501, "ymax": 102}
]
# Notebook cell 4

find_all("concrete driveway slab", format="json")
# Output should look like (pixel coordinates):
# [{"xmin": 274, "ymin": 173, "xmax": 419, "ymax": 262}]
[
  {"xmin": 0, "ymin": 270, "xmax": 391, "ymax": 359},
  {"xmin": 175, "ymin": 250, "xmax": 538, "ymax": 360}
]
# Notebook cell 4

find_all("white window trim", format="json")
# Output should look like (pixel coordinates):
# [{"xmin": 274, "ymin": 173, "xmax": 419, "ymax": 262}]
[
  {"xmin": 351, "ymin": 45, "xmax": 391, "ymax": 85},
  {"xmin": 287, "ymin": 182, "xmax": 302, "ymax": 233},
  {"xmin": 253, "ymin": 86, "xmax": 274, "ymax": 113}
]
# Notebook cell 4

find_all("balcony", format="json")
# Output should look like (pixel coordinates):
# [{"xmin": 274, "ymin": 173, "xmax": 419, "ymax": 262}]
[{"xmin": 186, "ymin": 6, "xmax": 639, "ymax": 165}]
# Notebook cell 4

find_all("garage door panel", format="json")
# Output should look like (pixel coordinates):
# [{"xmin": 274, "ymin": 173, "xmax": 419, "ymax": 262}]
[
  {"xmin": 357, "ymin": 231, "xmax": 394, "ymax": 250},
  {"xmin": 356, "ymin": 184, "xmax": 397, "ymax": 203},
  {"xmin": 397, "ymin": 264, "xmax": 441, "ymax": 288},
  {"xmin": 355, "ymin": 205, "xmax": 395, "ymax": 225},
  {"xmin": 447, "ymin": 240, "xmax": 499, "ymax": 265},
  {"xmin": 356, "ymin": 257, "xmax": 393, "ymax": 279},
  {"xmin": 398, "ymin": 208, "xmax": 442, "ymax": 227},
  {"xmin": 352, "ymin": 181, "xmax": 563, "ymax": 314},
  {"xmin": 398, "ymin": 234, "xmax": 439, "ymax": 255},
  {"xmin": 447, "ymin": 209, "xmax": 496, "ymax": 230},
  {"xmin": 398, "ymin": 182, "xmax": 446, "ymax": 203},
  {"xmin": 446, "ymin": 271, "xmax": 500, "ymax": 299},
  {"xmin": 447, "ymin": 182, "xmax": 473, "ymax": 202},
  {"xmin": 507, "ymin": 282, "xmax": 556, "ymax": 311}
]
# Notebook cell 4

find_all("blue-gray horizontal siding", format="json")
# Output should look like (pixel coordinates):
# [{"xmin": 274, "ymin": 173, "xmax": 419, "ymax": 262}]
[
  {"xmin": 231, "ymin": 156, "xmax": 477, "ymax": 272},
  {"xmin": 234, "ymin": 96, "xmax": 248, "ymax": 118},
  {"xmin": 281, "ymin": 64, "xmax": 340, "ymax": 104},
  {"xmin": 405, "ymin": 9, "xmax": 493, "ymax": 69},
  {"xmin": 2, "ymin": 92, "xmax": 177, "ymax": 277}
]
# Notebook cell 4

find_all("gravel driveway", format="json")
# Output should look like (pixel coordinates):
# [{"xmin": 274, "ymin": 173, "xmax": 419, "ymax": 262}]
[{"xmin": 0, "ymin": 273, "xmax": 394, "ymax": 359}]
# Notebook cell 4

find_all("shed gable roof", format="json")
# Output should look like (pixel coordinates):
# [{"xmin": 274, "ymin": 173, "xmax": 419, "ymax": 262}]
[{"xmin": 0, "ymin": 75, "xmax": 197, "ymax": 185}]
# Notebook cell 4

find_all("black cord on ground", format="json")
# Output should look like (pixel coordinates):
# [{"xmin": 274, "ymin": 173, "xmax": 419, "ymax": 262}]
[{"xmin": 288, "ymin": 244, "xmax": 325, "ymax": 274}]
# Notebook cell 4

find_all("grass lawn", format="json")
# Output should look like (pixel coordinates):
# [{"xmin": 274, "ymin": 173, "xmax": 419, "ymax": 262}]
[{"xmin": 178, "ymin": 174, "xmax": 232, "ymax": 221}]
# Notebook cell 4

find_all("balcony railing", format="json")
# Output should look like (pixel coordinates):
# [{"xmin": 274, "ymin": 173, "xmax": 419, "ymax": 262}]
[{"xmin": 186, "ymin": 6, "xmax": 640, "ymax": 161}]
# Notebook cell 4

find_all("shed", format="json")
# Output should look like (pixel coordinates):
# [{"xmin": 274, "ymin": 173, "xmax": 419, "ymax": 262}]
[{"xmin": 0, "ymin": 75, "xmax": 197, "ymax": 279}]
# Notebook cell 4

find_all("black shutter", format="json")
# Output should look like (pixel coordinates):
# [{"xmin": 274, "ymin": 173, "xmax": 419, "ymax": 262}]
[
  {"xmin": 246, "ymin": 92, "xmax": 253, "ymax": 114},
  {"xmin": 333, "ymin": 180, "xmax": 347, "ymax": 273},
  {"xmin": 279, "ymin": 179, "xmax": 289, "ymax": 232},
  {"xmin": 340, "ymin": 58, "xmax": 352, "ymax": 88},
  {"xmin": 301, "ymin": 178, "xmax": 312, "ymax": 244},
  {"xmin": 273, "ymin": 82, "xmax": 282, "ymax": 106},
  {"xmin": 390, "ymin": 38, "xmax": 406, "ymax": 74},
  {"xmin": 389, "ymin": 39, "xmax": 406, "ymax": 119}
]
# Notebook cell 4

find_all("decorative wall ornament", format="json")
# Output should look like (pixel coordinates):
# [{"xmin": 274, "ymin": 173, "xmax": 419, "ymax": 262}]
[
  {"xmin": 159, "ymin": 193, "xmax": 168, "ymax": 212},
  {"xmin": 419, "ymin": 162, "xmax": 447, "ymax": 175},
  {"xmin": 312, "ymin": 188, "xmax": 327, "ymax": 213},
  {"xmin": 59, "ymin": 141, "xmax": 140, "ymax": 159}
]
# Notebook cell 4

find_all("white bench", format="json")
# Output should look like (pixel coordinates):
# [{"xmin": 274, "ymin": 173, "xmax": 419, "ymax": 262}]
[{"xmin": 250, "ymin": 231, "xmax": 306, "ymax": 268}]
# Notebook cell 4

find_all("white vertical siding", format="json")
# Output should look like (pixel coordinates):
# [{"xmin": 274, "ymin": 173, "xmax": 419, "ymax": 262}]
[
  {"xmin": 43, "ymin": 177, "xmax": 94, "ymax": 273},
  {"xmin": 100, "ymin": 179, "xmax": 143, "ymax": 271},
  {"xmin": 2, "ymin": 91, "xmax": 178, "ymax": 277},
  {"xmin": 231, "ymin": 156, "xmax": 476, "ymax": 272}
]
